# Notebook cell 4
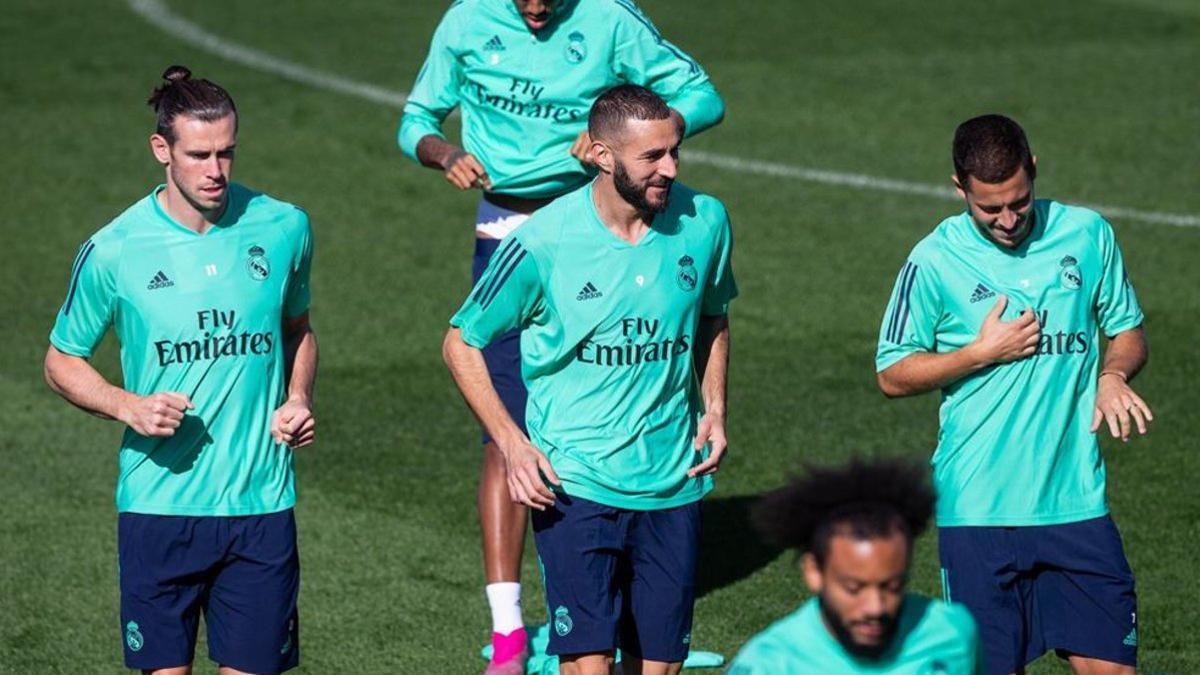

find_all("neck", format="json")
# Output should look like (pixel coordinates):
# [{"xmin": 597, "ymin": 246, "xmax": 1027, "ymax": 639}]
[
  {"xmin": 159, "ymin": 181, "xmax": 226, "ymax": 234},
  {"xmin": 592, "ymin": 175, "xmax": 651, "ymax": 244}
]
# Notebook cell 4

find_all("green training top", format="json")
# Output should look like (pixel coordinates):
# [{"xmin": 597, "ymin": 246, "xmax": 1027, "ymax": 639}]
[
  {"xmin": 876, "ymin": 200, "xmax": 1143, "ymax": 526},
  {"xmin": 399, "ymin": 0, "xmax": 724, "ymax": 198},
  {"xmin": 451, "ymin": 181, "xmax": 737, "ymax": 509},
  {"xmin": 728, "ymin": 595, "xmax": 984, "ymax": 674},
  {"xmin": 50, "ymin": 183, "xmax": 313, "ymax": 517}
]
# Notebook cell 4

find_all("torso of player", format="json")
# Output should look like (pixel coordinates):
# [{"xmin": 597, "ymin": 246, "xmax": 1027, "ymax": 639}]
[
  {"xmin": 927, "ymin": 201, "xmax": 1100, "ymax": 366},
  {"xmin": 524, "ymin": 183, "xmax": 720, "ymax": 429},
  {"xmin": 452, "ymin": 1, "xmax": 623, "ymax": 190},
  {"xmin": 729, "ymin": 596, "xmax": 978, "ymax": 675},
  {"xmin": 115, "ymin": 187, "xmax": 300, "ymax": 393}
]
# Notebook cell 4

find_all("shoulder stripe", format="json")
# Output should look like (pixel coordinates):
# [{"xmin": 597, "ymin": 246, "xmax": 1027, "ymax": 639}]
[
  {"xmin": 62, "ymin": 241, "xmax": 97, "ymax": 316},
  {"xmin": 480, "ymin": 249, "xmax": 529, "ymax": 308},
  {"xmin": 613, "ymin": 0, "xmax": 699, "ymax": 74},
  {"xmin": 472, "ymin": 239, "xmax": 520, "ymax": 304},
  {"xmin": 887, "ymin": 262, "xmax": 917, "ymax": 343}
]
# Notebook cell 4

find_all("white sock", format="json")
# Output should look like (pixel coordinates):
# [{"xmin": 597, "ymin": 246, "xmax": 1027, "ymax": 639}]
[{"xmin": 485, "ymin": 582, "xmax": 523, "ymax": 635}]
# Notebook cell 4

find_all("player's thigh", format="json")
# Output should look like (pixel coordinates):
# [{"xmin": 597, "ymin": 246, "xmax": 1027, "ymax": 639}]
[
  {"xmin": 939, "ymin": 525, "xmax": 1036, "ymax": 675},
  {"xmin": 620, "ymin": 501, "xmax": 701, "ymax": 664},
  {"xmin": 205, "ymin": 509, "xmax": 300, "ymax": 674},
  {"xmin": 532, "ymin": 495, "xmax": 628, "ymax": 657},
  {"xmin": 118, "ymin": 513, "xmax": 220, "ymax": 670},
  {"xmin": 1034, "ymin": 516, "xmax": 1137, "ymax": 668}
]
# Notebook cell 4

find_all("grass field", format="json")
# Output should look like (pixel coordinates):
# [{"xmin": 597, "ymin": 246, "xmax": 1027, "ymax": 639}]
[{"xmin": 2, "ymin": 0, "xmax": 1198, "ymax": 672}]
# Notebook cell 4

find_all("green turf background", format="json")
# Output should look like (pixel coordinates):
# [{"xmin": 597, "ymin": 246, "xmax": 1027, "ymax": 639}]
[{"xmin": 1, "ymin": 0, "xmax": 1197, "ymax": 672}]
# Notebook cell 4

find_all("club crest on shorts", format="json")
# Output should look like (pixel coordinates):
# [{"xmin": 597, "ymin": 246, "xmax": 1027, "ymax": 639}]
[
  {"xmin": 1059, "ymin": 255, "xmax": 1081, "ymax": 290},
  {"xmin": 246, "ymin": 245, "xmax": 270, "ymax": 281},
  {"xmin": 677, "ymin": 255, "xmax": 698, "ymax": 291},
  {"xmin": 565, "ymin": 31, "xmax": 587, "ymax": 64},
  {"xmin": 125, "ymin": 620, "xmax": 144, "ymax": 652},
  {"xmin": 553, "ymin": 605, "xmax": 574, "ymax": 636}
]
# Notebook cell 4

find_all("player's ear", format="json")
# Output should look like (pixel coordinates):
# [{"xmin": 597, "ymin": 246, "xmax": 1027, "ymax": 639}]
[
  {"xmin": 150, "ymin": 134, "xmax": 172, "ymax": 166},
  {"xmin": 951, "ymin": 174, "xmax": 967, "ymax": 201},
  {"xmin": 591, "ymin": 138, "xmax": 615, "ymax": 174},
  {"xmin": 802, "ymin": 552, "xmax": 824, "ymax": 594}
]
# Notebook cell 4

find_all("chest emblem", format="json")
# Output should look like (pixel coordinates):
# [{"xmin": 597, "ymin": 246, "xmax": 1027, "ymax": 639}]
[
  {"xmin": 147, "ymin": 270, "xmax": 175, "ymax": 291},
  {"xmin": 246, "ymin": 245, "xmax": 270, "ymax": 281},
  {"xmin": 1059, "ymin": 255, "xmax": 1082, "ymax": 290},
  {"xmin": 565, "ymin": 31, "xmax": 587, "ymax": 64},
  {"xmin": 968, "ymin": 283, "xmax": 996, "ymax": 304},
  {"xmin": 576, "ymin": 281, "xmax": 603, "ymax": 301},
  {"xmin": 676, "ymin": 255, "xmax": 697, "ymax": 292}
]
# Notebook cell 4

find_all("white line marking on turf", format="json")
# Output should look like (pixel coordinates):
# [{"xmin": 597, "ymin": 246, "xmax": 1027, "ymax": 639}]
[{"xmin": 127, "ymin": 0, "xmax": 1200, "ymax": 230}]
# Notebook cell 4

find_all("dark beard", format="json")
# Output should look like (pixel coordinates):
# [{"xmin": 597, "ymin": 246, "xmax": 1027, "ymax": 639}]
[
  {"xmin": 613, "ymin": 160, "xmax": 670, "ymax": 215},
  {"xmin": 818, "ymin": 596, "xmax": 898, "ymax": 660}
]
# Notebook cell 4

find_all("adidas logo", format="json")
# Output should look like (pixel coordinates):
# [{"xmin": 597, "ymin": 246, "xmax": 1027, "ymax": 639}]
[
  {"xmin": 969, "ymin": 283, "xmax": 995, "ymax": 303},
  {"xmin": 576, "ymin": 282, "xmax": 602, "ymax": 301},
  {"xmin": 147, "ymin": 270, "xmax": 175, "ymax": 290},
  {"xmin": 1123, "ymin": 628, "xmax": 1137, "ymax": 647},
  {"xmin": 483, "ymin": 35, "xmax": 505, "ymax": 51}
]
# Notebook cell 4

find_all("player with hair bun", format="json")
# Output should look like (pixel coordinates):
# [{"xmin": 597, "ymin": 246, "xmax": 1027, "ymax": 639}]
[{"xmin": 45, "ymin": 65, "xmax": 317, "ymax": 675}]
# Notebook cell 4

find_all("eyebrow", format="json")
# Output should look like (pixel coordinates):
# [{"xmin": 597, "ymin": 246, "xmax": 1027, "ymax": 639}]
[{"xmin": 978, "ymin": 191, "xmax": 1032, "ymax": 211}]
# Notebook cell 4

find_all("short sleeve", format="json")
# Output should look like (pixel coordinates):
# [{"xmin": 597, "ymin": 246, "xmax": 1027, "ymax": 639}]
[
  {"xmin": 49, "ymin": 238, "xmax": 117, "ymax": 358},
  {"xmin": 397, "ymin": 5, "xmax": 465, "ymax": 160},
  {"xmin": 875, "ymin": 257, "xmax": 941, "ymax": 372},
  {"xmin": 701, "ymin": 208, "xmax": 737, "ymax": 316},
  {"xmin": 1094, "ymin": 220, "xmax": 1143, "ymax": 338},
  {"xmin": 610, "ymin": 0, "xmax": 725, "ymax": 137},
  {"xmin": 450, "ymin": 236, "xmax": 543, "ymax": 348},
  {"xmin": 725, "ymin": 643, "xmax": 778, "ymax": 675},
  {"xmin": 284, "ymin": 211, "xmax": 314, "ymax": 319}
]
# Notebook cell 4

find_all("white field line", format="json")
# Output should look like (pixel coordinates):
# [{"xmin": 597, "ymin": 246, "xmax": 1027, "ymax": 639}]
[{"xmin": 128, "ymin": 0, "xmax": 1200, "ymax": 229}]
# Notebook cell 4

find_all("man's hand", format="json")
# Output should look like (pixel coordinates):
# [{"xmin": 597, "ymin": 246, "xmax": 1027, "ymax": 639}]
[
  {"xmin": 1091, "ymin": 373, "xmax": 1153, "ymax": 441},
  {"xmin": 271, "ymin": 397, "xmax": 316, "ymax": 449},
  {"xmin": 120, "ymin": 392, "xmax": 193, "ymax": 437},
  {"xmin": 498, "ymin": 436, "xmax": 561, "ymax": 509},
  {"xmin": 569, "ymin": 130, "xmax": 594, "ymax": 166},
  {"xmin": 687, "ymin": 412, "xmax": 727, "ymax": 477},
  {"xmin": 969, "ymin": 295, "xmax": 1040, "ymax": 365},
  {"xmin": 443, "ymin": 149, "xmax": 492, "ymax": 190}
]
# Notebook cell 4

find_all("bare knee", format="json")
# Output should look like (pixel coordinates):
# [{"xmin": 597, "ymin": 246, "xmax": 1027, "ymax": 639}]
[{"xmin": 559, "ymin": 652, "xmax": 615, "ymax": 675}]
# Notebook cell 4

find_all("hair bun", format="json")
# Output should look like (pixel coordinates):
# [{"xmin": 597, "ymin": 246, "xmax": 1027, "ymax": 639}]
[{"xmin": 162, "ymin": 65, "xmax": 192, "ymax": 84}]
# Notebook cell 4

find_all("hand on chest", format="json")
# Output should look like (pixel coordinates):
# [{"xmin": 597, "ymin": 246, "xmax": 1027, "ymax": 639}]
[{"xmin": 945, "ymin": 251, "xmax": 1095, "ymax": 341}]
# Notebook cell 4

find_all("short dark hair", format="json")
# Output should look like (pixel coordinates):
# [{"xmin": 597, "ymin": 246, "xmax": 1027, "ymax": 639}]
[
  {"xmin": 587, "ymin": 84, "xmax": 672, "ymax": 142},
  {"xmin": 752, "ymin": 457, "xmax": 935, "ymax": 567},
  {"xmin": 147, "ymin": 65, "xmax": 237, "ymax": 143},
  {"xmin": 952, "ymin": 114, "xmax": 1036, "ymax": 189}
]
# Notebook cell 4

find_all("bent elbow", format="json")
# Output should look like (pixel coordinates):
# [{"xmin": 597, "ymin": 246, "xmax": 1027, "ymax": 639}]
[{"xmin": 876, "ymin": 371, "xmax": 906, "ymax": 399}]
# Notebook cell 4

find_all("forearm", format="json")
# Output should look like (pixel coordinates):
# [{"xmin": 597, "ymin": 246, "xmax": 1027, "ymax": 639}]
[
  {"xmin": 443, "ymin": 328, "xmax": 525, "ymax": 446},
  {"xmin": 669, "ymin": 84, "xmax": 725, "ymax": 138},
  {"xmin": 1100, "ymin": 327, "xmax": 1148, "ymax": 383},
  {"xmin": 415, "ymin": 134, "xmax": 462, "ymax": 171},
  {"xmin": 283, "ymin": 326, "xmax": 318, "ymax": 405},
  {"xmin": 877, "ymin": 345, "xmax": 991, "ymax": 398},
  {"xmin": 43, "ymin": 347, "xmax": 135, "ymax": 423},
  {"xmin": 695, "ymin": 315, "xmax": 729, "ymax": 415}
]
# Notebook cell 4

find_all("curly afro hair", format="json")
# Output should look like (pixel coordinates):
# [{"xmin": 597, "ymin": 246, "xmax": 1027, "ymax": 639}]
[{"xmin": 751, "ymin": 457, "xmax": 935, "ymax": 566}]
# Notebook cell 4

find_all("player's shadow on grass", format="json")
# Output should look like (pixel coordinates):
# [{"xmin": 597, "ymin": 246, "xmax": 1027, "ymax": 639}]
[{"xmin": 697, "ymin": 494, "xmax": 782, "ymax": 599}]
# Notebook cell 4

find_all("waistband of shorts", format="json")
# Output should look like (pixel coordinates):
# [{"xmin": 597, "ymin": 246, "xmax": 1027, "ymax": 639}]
[{"xmin": 483, "ymin": 191, "xmax": 556, "ymax": 215}]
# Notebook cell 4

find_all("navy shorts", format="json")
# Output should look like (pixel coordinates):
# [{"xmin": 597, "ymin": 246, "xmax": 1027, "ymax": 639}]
[
  {"xmin": 939, "ymin": 515, "xmax": 1137, "ymax": 675},
  {"xmin": 118, "ymin": 509, "xmax": 300, "ymax": 673},
  {"xmin": 472, "ymin": 234, "xmax": 528, "ymax": 444},
  {"xmin": 532, "ymin": 495, "xmax": 701, "ymax": 662}
]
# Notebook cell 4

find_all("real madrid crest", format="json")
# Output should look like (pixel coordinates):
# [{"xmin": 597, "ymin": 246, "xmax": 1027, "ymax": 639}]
[
  {"xmin": 246, "ymin": 244, "xmax": 270, "ymax": 281},
  {"xmin": 553, "ymin": 606, "xmax": 574, "ymax": 636},
  {"xmin": 676, "ymin": 254, "xmax": 698, "ymax": 291},
  {"xmin": 1059, "ymin": 255, "xmax": 1081, "ymax": 290},
  {"xmin": 565, "ymin": 31, "xmax": 587, "ymax": 64}
]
